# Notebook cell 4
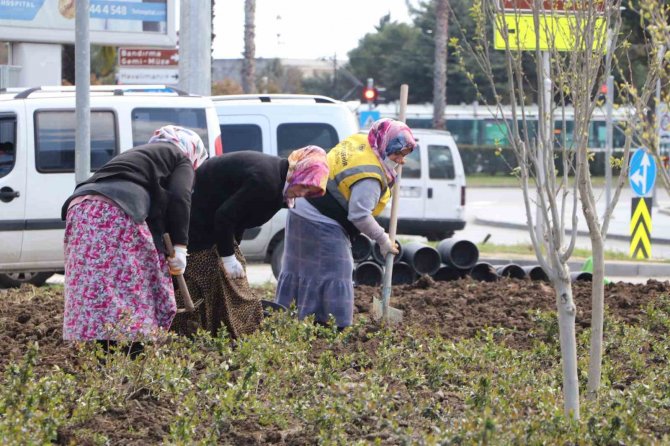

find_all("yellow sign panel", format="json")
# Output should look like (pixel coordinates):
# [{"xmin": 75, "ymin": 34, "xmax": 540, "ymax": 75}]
[
  {"xmin": 630, "ymin": 197, "xmax": 652, "ymax": 259},
  {"xmin": 494, "ymin": 13, "xmax": 607, "ymax": 52}
]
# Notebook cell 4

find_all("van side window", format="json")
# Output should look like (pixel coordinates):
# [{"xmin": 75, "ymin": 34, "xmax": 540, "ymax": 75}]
[
  {"xmin": 0, "ymin": 116, "xmax": 17, "ymax": 179},
  {"xmin": 277, "ymin": 123, "xmax": 339, "ymax": 159},
  {"xmin": 219, "ymin": 124, "xmax": 262, "ymax": 153},
  {"xmin": 132, "ymin": 108, "xmax": 209, "ymax": 149},
  {"xmin": 35, "ymin": 111, "xmax": 117, "ymax": 173},
  {"xmin": 403, "ymin": 146, "xmax": 421, "ymax": 179},
  {"xmin": 428, "ymin": 145, "xmax": 455, "ymax": 179}
]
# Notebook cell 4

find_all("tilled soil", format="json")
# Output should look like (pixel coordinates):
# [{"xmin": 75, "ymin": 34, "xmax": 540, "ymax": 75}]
[
  {"xmin": 2, "ymin": 278, "xmax": 669, "ymax": 372},
  {"xmin": 1, "ymin": 277, "xmax": 669, "ymax": 444}
]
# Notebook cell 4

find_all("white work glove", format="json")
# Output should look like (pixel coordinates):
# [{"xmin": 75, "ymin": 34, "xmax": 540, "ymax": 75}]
[
  {"xmin": 221, "ymin": 255, "xmax": 245, "ymax": 279},
  {"xmin": 377, "ymin": 234, "xmax": 399, "ymax": 257},
  {"xmin": 167, "ymin": 245, "xmax": 188, "ymax": 275}
]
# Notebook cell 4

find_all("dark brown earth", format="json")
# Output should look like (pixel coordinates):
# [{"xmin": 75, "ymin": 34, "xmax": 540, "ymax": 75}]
[{"xmin": 1, "ymin": 277, "xmax": 669, "ymax": 444}]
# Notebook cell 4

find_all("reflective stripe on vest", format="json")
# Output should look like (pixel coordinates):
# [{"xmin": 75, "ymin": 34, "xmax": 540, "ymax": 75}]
[{"xmin": 328, "ymin": 164, "xmax": 390, "ymax": 216}]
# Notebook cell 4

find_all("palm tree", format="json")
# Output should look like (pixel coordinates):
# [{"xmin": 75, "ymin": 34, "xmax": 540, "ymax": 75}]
[
  {"xmin": 242, "ymin": 0, "xmax": 256, "ymax": 93},
  {"xmin": 433, "ymin": 0, "xmax": 448, "ymax": 129}
]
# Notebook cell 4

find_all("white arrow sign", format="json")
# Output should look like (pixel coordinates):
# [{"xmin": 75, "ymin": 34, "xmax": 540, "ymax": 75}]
[
  {"xmin": 631, "ymin": 152, "xmax": 652, "ymax": 195},
  {"xmin": 117, "ymin": 68, "xmax": 179, "ymax": 85}
]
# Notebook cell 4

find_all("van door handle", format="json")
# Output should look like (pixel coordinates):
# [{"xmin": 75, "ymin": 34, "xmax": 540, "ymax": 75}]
[
  {"xmin": 0, "ymin": 187, "xmax": 20, "ymax": 203},
  {"xmin": 427, "ymin": 188, "xmax": 433, "ymax": 199}
]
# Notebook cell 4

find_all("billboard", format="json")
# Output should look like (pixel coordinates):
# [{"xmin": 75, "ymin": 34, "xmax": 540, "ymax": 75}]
[
  {"xmin": 0, "ymin": 0, "xmax": 176, "ymax": 47},
  {"xmin": 498, "ymin": 0, "xmax": 606, "ymax": 12},
  {"xmin": 494, "ymin": 14, "xmax": 606, "ymax": 52}
]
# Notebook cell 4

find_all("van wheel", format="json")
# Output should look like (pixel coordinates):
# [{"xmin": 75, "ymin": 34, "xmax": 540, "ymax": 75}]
[
  {"xmin": 270, "ymin": 240, "xmax": 284, "ymax": 280},
  {"xmin": 0, "ymin": 272, "xmax": 53, "ymax": 288},
  {"xmin": 427, "ymin": 231, "xmax": 454, "ymax": 242}
]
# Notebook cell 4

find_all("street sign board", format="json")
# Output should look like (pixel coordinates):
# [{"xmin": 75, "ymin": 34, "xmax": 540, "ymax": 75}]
[
  {"xmin": 119, "ymin": 48, "xmax": 178, "ymax": 67},
  {"xmin": 494, "ymin": 14, "xmax": 606, "ymax": 52},
  {"xmin": 658, "ymin": 102, "xmax": 670, "ymax": 148},
  {"xmin": 0, "ymin": 0, "xmax": 176, "ymax": 47},
  {"xmin": 117, "ymin": 67, "xmax": 178, "ymax": 85},
  {"xmin": 628, "ymin": 148, "xmax": 657, "ymax": 197},
  {"xmin": 630, "ymin": 197, "xmax": 652, "ymax": 259},
  {"xmin": 359, "ymin": 110, "xmax": 381, "ymax": 129},
  {"xmin": 499, "ymin": 0, "xmax": 606, "ymax": 12}
]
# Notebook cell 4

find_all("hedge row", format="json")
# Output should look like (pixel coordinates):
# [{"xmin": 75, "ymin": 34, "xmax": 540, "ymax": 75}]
[{"xmin": 460, "ymin": 146, "xmax": 626, "ymax": 176}]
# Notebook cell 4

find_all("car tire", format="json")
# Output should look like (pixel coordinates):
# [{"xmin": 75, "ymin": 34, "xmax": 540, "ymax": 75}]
[
  {"xmin": 426, "ymin": 231, "xmax": 454, "ymax": 242},
  {"xmin": 0, "ymin": 271, "xmax": 53, "ymax": 288},
  {"xmin": 270, "ymin": 239, "xmax": 284, "ymax": 280}
]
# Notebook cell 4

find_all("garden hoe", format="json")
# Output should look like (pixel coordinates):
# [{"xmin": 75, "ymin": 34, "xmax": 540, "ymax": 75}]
[
  {"xmin": 163, "ymin": 233, "xmax": 201, "ymax": 313},
  {"xmin": 371, "ymin": 83, "xmax": 409, "ymax": 324}
]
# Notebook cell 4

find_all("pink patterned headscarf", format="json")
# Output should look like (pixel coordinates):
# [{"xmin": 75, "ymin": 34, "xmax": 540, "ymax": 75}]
[
  {"xmin": 284, "ymin": 145, "xmax": 329, "ymax": 207},
  {"xmin": 149, "ymin": 125, "xmax": 209, "ymax": 170},
  {"xmin": 367, "ymin": 118, "xmax": 416, "ymax": 184}
]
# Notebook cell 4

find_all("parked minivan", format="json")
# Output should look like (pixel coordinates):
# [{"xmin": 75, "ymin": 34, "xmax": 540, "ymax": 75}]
[
  {"xmin": 211, "ymin": 94, "xmax": 359, "ymax": 277},
  {"xmin": 374, "ymin": 128, "xmax": 467, "ymax": 241},
  {"xmin": 0, "ymin": 85, "xmax": 222, "ymax": 287}
]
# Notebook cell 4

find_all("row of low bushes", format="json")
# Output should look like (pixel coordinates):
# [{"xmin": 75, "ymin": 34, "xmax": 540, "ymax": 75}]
[
  {"xmin": 2, "ymin": 295, "xmax": 670, "ymax": 444},
  {"xmin": 460, "ymin": 146, "xmax": 627, "ymax": 176}
]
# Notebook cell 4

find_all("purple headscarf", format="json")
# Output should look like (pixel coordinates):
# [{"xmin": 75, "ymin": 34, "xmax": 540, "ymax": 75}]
[
  {"xmin": 284, "ymin": 145, "xmax": 329, "ymax": 208},
  {"xmin": 367, "ymin": 118, "xmax": 416, "ymax": 184}
]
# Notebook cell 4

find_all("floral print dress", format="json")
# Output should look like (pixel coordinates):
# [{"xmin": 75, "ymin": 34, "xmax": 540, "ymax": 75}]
[{"xmin": 63, "ymin": 199, "xmax": 176, "ymax": 341}]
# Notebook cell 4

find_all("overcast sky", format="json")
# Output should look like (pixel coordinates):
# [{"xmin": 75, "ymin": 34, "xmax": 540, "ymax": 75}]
[{"xmin": 210, "ymin": 0, "xmax": 414, "ymax": 60}]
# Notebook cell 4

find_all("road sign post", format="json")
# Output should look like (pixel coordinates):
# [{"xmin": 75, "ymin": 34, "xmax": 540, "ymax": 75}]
[
  {"xmin": 630, "ymin": 197, "xmax": 652, "ymax": 259},
  {"xmin": 117, "ymin": 47, "xmax": 179, "ymax": 85},
  {"xmin": 359, "ymin": 110, "xmax": 380, "ymax": 130},
  {"xmin": 629, "ymin": 148, "xmax": 657, "ymax": 197},
  {"xmin": 629, "ymin": 148, "xmax": 657, "ymax": 259}
]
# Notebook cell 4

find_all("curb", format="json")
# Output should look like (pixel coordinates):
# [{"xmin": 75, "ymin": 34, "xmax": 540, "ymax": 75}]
[{"xmin": 474, "ymin": 217, "xmax": 670, "ymax": 245}]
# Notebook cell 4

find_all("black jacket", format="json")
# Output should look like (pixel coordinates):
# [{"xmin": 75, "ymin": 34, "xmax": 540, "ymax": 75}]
[
  {"xmin": 188, "ymin": 151, "xmax": 290, "ymax": 256},
  {"xmin": 62, "ymin": 142, "xmax": 194, "ymax": 253}
]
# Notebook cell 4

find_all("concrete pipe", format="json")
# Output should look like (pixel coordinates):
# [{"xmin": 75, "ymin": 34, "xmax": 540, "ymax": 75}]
[
  {"xmin": 371, "ymin": 239, "xmax": 403, "ymax": 265},
  {"xmin": 436, "ymin": 238, "xmax": 479, "ymax": 270},
  {"xmin": 401, "ymin": 241, "xmax": 441, "ymax": 276},
  {"xmin": 469, "ymin": 262, "xmax": 499, "ymax": 282},
  {"xmin": 522, "ymin": 265, "xmax": 549, "ymax": 282},
  {"xmin": 354, "ymin": 261, "xmax": 384, "ymax": 286},
  {"xmin": 391, "ymin": 261, "xmax": 416, "ymax": 285},
  {"xmin": 351, "ymin": 233, "xmax": 373, "ymax": 263},
  {"xmin": 432, "ymin": 264, "xmax": 468, "ymax": 282},
  {"xmin": 570, "ymin": 271, "xmax": 593, "ymax": 282},
  {"xmin": 495, "ymin": 263, "xmax": 527, "ymax": 279}
]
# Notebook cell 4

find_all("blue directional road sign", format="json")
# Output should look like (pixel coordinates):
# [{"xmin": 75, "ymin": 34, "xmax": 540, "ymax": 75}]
[
  {"xmin": 359, "ymin": 110, "xmax": 380, "ymax": 129},
  {"xmin": 629, "ymin": 148, "xmax": 657, "ymax": 197}
]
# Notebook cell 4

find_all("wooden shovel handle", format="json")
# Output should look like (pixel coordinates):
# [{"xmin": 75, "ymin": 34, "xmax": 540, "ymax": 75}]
[{"xmin": 163, "ymin": 233, "xmax": 195, "ymax": 313}]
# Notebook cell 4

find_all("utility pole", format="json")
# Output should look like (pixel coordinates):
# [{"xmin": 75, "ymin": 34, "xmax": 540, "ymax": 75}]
[
  {"xmin": 179, "ymin": 1, "xmax": 211, "ymax": 96},
  {"xmin": 74, "ymin": 0, "xmax": 90, "ymax": 185}
]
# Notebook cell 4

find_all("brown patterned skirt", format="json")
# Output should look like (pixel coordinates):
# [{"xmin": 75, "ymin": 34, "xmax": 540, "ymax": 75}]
[{"xmin": 170, "ymin": 244, "xmax": 263, "ymax": 339}]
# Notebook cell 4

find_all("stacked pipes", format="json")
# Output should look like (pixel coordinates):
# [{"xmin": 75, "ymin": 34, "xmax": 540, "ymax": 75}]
[{"xmin": 351, "ymin": 235, "xmax": 585, "ymax": 285}]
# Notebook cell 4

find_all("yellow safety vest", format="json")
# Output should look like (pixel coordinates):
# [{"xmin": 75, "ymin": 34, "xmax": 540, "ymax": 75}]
[{"xmin": 325, "ymin": 134, "xmax": 391, "ymax": 216}]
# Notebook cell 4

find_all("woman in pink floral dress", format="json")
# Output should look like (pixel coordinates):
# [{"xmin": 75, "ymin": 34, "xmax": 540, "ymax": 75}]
[{"xmin": 61, "ymin": 125, "xmax": 208, "ymax": 355}]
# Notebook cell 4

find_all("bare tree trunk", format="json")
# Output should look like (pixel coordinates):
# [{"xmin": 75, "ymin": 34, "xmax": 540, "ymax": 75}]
[
  {"xmin": 578, "ymin": 153, "xmax": 606, "ymax": 396},
  {"xmin": 242, "ymin": 0, "xmax": 256, "ymax": 94},
  {"xmin": 432, "ymin": 0, "xmax": 448, "ymax": 130},
  {"xmin": 554, "ymin": 268, "xmax": 580, "ymax": 418}
]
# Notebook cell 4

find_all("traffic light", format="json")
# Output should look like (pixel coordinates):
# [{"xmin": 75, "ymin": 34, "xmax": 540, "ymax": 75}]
[
  {"xmin": 362, "ymin": 85, "xmax": 378, "ymax": 103},
  {"xmin": 597, "ymin": 83, "xmax": 607, "ymax": 104}
]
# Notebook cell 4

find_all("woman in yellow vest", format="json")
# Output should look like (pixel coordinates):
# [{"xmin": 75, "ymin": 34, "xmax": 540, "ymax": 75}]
[{"xmin": 275, "ymin": 118, "xmax": 416, "ymax": 329}]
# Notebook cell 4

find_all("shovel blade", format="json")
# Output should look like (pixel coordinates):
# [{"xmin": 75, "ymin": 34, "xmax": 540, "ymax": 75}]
[{"xmin": 371, "ymin": 297, "xmax": 404, "ymax": 324}]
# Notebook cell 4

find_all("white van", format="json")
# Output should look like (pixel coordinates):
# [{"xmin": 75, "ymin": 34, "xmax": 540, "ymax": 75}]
[
  {"xmin": 0, "ymin": 85, "xmax": 222, "ymax": 287},
  {"xmin": 211, "ymin": 94, "xmax": 359, "ymax": 277},
  {"xmin": 375, "ymin": 128, "xmax": 467, "ymax": 241}
]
